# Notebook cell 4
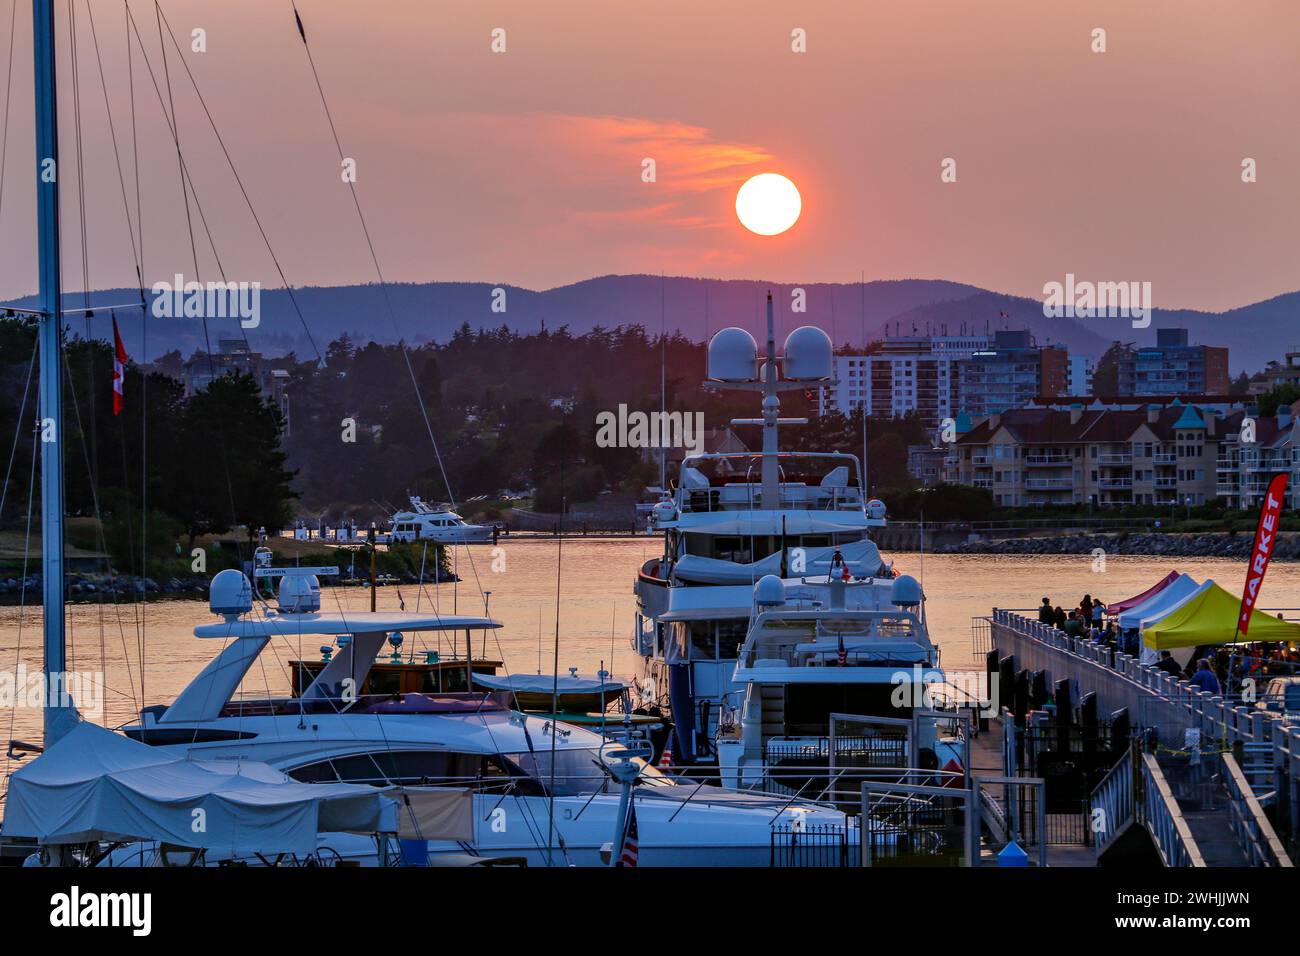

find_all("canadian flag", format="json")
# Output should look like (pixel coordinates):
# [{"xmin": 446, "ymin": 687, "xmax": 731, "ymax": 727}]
[{"xmin": 112, "ymin": 315, "xmax": 127, "ymax": 416}]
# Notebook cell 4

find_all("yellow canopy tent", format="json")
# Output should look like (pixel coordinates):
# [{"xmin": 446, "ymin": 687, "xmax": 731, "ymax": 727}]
[{"xmin": 1142, "ymin": 582, "xmax": 1300, "ymax": 650}]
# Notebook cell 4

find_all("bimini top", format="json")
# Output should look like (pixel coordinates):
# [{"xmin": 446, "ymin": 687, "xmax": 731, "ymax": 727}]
[{"xmin": 1143, "ymin": 582, "xmax": 1300, "ymax": 650}]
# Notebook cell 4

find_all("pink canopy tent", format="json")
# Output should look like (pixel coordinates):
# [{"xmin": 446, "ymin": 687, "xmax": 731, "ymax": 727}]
[{"xmin": 1106, "ymin": 571, "xmax": 1180, "ymax": 615}]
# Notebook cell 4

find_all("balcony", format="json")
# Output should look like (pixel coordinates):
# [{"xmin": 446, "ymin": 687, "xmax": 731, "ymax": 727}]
[
  {"xmin": 1152, "ymin": 454, "xmax": 1177, "ymax": 465},
  {"xmin": 1216, "ymin": 483, "xmax": 1238, "ymax": 496},
  {"xmin": 972, "ymin": 478, "xmax": 993, "ymax": 489},
  {"xmin": 1215, "ymin": 459, "xmax": 1236, "ymax": 471},
  {"xmin": 1024, "ymin": 454, "xmax": 1071, "ymax": 466},
  {"xmin": 1153, "ymin": 477, "xmax": 1177, "ymax": 489},
  {"xmin": 1098, "ymin": 478, "xmax": 1133, "ymax": 490},
  {"xmin": 970, "ymin": 455, "xmax": 992, "ymax": 466},
  {"xmin": 1098, "ymin": 454, "xmax": 1133, "ymax": 466},
  {"xmin": 1024, "ymin": 478, "xmax": 1073, "ymax": 491}
]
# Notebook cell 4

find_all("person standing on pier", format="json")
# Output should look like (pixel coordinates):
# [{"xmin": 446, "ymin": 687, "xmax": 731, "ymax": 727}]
[
  {"xmin": 1038, "ymin": 597, "xmax": 1054, "ymax": 625},
  {"xmin": 1189, "ymin": 658, "xmax": 1221, "ymax": 695},
  {"xmin": 1155, "ymin": 650, "xmax": 1182, "ymax": 678}
]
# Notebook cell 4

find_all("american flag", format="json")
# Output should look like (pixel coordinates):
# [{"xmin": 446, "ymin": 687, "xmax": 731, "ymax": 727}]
[{"xmin": 618, "ymin": 803, "xmax": 639, "ymax": 867}]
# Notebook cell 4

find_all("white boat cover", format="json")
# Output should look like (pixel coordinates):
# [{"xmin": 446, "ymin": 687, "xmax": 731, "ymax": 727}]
[
  {"xmin": 673, "ymin": 539, "xmax": 885, "ymax": 585},
  {"xmin": 1117, "ymin": 574, "xmax": 1202, "ymax": 630},
  {"xmin": 673, "ymin": 512, "xmax": 870, "ymax": 536},
  {"xmin": 2, "ymin": 723, "xmax": 395, "ymax": 855},
  {"xmin": 472, "ymin": 673, "xmax": 625, "ymax": 695}
]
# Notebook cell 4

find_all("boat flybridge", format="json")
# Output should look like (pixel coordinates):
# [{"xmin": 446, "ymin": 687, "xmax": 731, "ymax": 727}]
[
  {"xmin": 632, "ymin": 293, "xmax": 890, "ymax": 765},
  {"xmin": 386, "ymin": 495, "xmax": 493, "ymax": 544},
  {"xmin": 717, "ymin": 570, "xmax": 967, "ymax": 802},
  {"xmin": 119, "ymin": 566, "xmax": 848, "ymax": 866}
]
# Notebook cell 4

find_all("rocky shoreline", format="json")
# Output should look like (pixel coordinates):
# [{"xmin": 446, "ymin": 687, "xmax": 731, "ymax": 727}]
[
  {"xmin": 937, "ymin": 531, "xmax": 1293, "ymax": 560},
  {"xmin": 0, "ymin": 569, "xmax": 458, "ymax": 604}
]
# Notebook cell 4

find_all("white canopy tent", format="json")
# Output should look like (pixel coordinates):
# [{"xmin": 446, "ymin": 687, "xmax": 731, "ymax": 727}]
[
  {"xmin": 2, "ymin": 723, "xmax": 396, "ymax": 857},
  {"xmin": 1117, "ymin": 574, "xmax": 1203, "ymax": 631}
]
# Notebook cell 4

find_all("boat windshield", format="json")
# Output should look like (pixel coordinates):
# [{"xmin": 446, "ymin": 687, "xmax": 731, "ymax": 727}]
[{"xmin": 506, "ymin": 748, "xmax": 670, "ymax": 796}]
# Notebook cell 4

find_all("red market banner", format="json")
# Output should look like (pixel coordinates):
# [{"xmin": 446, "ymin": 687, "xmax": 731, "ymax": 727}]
[{"xmin": 1236, "ymin": 472, "xmax": 1289, "ymax": 640}]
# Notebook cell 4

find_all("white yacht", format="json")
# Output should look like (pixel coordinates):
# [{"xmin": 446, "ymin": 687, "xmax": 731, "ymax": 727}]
[
  {"xmin": 717, "ymin": 571, "xmax": 966, "ymax": 800},
  {"xmin": 632, "ymin": 294, "xmax": 890, "ymax": 765},
  {"xmin": 386, "ymin": 496, "xmax": 493, "ymax": 544},
  {"xmin": 116, "ymin": 568, "xmax": 849, "ymax": 866}
]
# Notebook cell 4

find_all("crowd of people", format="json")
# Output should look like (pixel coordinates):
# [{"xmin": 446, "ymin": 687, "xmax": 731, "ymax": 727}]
[
  {"xmin": 1035, "ymin": 592, "xmax": 1300, "ymax": 701},
  {"xmin": 1037, "ymin": 594, "xmax": 1118, "ymax": 647}
]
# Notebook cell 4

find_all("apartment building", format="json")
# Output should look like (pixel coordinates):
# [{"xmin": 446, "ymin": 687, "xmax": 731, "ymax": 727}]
[
  {"xmin": 945, "ymin": 403, "xmax": 1230, "ymax": 508},
  {"xmin": 959, "ymin": 330, "xmax": 1069, "ymax": 418},
  {"xmin": 1213, "ymin": 403, "xmax": 1300, "ymax": 511},
  {"xmin": 818, "ymin": 334, "xmax": 989, "ymax": 427},
  {"xmin": 945, "ymin": 393, "xmax": 1300, "ymax": 510},
  {"xmin": 1112, "ymin": 328, "xmax": 1230, "ymax": 397}
]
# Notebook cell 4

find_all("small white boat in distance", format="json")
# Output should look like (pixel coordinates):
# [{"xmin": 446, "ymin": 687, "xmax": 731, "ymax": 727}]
[{"xmin": 387, "ymin": 496, "xmax": 493, "ymax": 544}]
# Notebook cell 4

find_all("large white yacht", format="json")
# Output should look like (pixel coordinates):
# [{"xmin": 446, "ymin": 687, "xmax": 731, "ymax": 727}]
[
  {"xmin": 632, "ymin": 294, "xmax": 889, "ymax": 765},
  {"xmin": 386, "ymin": 496, "xmax": 494, "ymax": 544},
  {"xmin": 117, "ymin": 567, "xmax": 849, "ymax": 866},
  {"xmin": 716, "ymin": 570, "xmax": 966, "ymax": 800}
]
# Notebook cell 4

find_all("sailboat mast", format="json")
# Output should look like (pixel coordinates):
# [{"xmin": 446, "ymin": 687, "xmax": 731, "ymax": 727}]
[
  {"xmin": 34, "ymin": 0, "xmax": 70, "ymax": 744},
  {"xmin": 760, "ymin": 293, "xmax": 779, "ymax": 506}
]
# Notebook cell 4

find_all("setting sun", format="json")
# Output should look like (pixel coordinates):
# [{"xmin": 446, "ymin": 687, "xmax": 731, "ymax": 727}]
[{"xmin": 735, "ymin": 173, "xmax": 801, "ymax": 236}]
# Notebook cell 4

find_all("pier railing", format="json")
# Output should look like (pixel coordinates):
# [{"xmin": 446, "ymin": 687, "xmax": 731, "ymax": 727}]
[
  {"xmin": 1089, "ymin": 742, "xmax": 1136, "ymax": 858},
  {"xmin": 1139, "ymin": 752, "xmax": 1205, "ymax": 867},
  {"xmin": 1221, "ymin": 752, "xmax": 1292, "ymax": 868},
  {"xmin": 991, "ymin": 609, "xmax": 1300, "ymax": 864}
]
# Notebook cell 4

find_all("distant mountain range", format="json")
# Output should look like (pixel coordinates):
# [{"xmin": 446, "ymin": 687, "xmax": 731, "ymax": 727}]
[{"xmin": 16, "ymin": 276, "xmax": 1298, "ymax": 374}]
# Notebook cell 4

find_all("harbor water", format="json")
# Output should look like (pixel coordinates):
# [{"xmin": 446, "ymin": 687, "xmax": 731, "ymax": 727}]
[{"xmin": 2, "ymin": 540, "xmax": 1299, "ymax": 749}]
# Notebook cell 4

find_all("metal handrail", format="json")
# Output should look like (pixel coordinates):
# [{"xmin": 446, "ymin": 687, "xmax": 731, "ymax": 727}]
[
  {"xmin": 1089, "ymin": 743, "xmax": 1136, "ymax": 857},
  {"xmin": 1221, "ymin": 753, "xmax": 1292, "ymax": 867},
  {"xmin": 1138, "ymin": 752, "xmax": 1205, "ymax": 867}
]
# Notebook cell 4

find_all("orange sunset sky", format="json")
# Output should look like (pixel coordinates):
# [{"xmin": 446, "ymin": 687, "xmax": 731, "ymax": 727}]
[{"xmin": 0, "ymin": 0, "xmax": 1297, "ymax": 310}]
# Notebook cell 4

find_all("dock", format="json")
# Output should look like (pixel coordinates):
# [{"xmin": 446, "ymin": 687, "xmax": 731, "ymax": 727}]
[{"xmin": 981, "ymin": 609, "xmax": 1295, "ymax": 867}]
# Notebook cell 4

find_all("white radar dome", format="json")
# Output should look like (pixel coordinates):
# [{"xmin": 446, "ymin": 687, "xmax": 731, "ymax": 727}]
[
  {"xmin": 754, "ymin": 574, "xmax": 786, "ymax": 608},
  {"xmin": 210, "ymin": 569, "xmax": 253, "ymax": 619},
  {"xmin": 890, "ymin": 574, "xmax": 923, "ymax": 607},
  {"xmin": 866, "ymin": 498, "xmax": 887, "ymax": 520},
  {"xmin": 782, "ymin": 326, "xmax": 833, "ymax": 381},
  {"xmin": 278, "ymin": 574, "xmax": 321, "ymax": 614},
  {"xmin": 708, "ymin": 327, "xmax": 759, "ymax": 382}
]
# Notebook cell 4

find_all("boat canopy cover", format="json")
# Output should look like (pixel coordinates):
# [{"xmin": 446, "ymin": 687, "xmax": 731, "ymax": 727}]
[
  {"xmin": 472, "ymin": 673, "xmax": 625, "ymax": 695},
  {"xmin": 1117, "ymin": 574, "xmax": 1201, "ymax": 630},
  {"xmin": 1, "ymin": 723, "xmax": 395, "ymax": 855},
  {"xmin": 673, "ymin": 539, "xmax": 885, "ymax": 585},
  {"xmin": 1142, "ymin": 583, "xmax": 1300, "ymax": 649},
  {"xmin": 1106, "ymin": 571, "xmax": 1180, "ymax": 615},
  {"xmin": 673, "ymin": 513, "xmax": 870, "ymax": 536}
]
